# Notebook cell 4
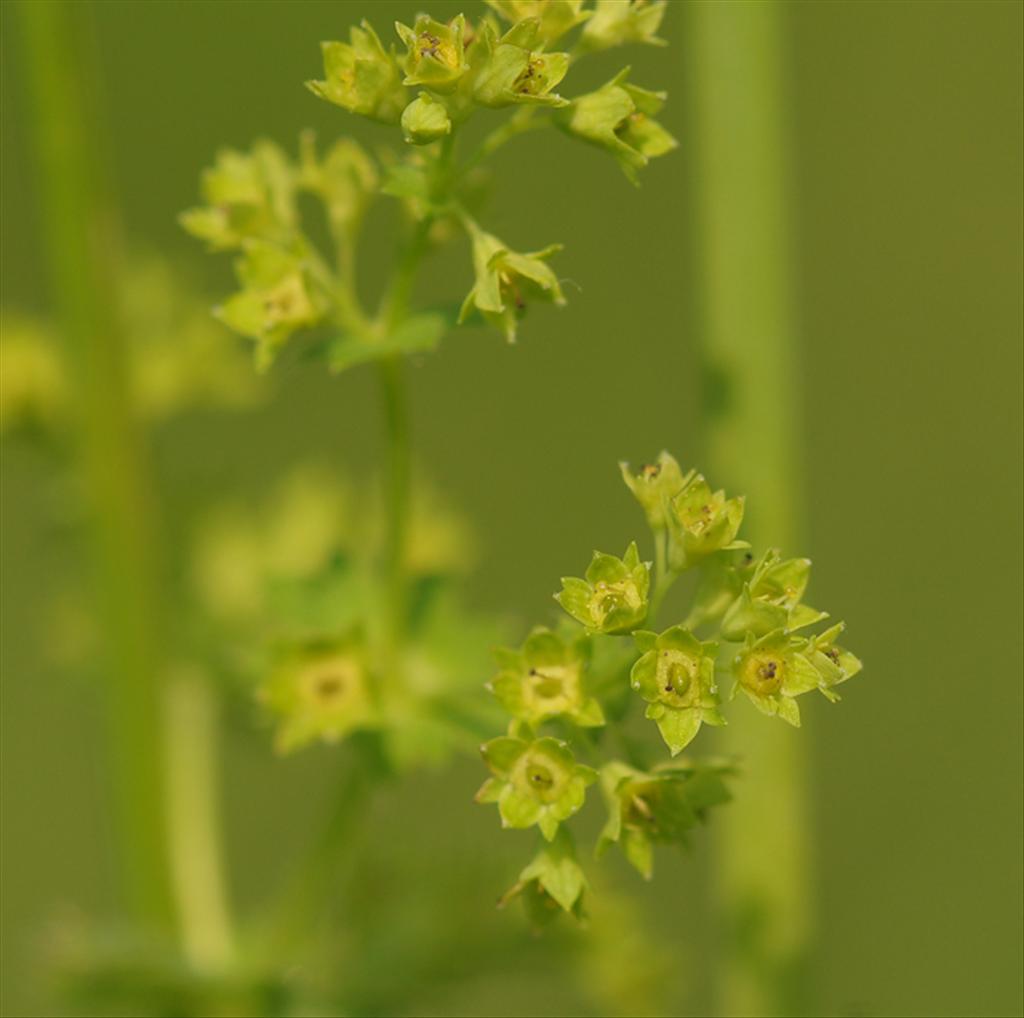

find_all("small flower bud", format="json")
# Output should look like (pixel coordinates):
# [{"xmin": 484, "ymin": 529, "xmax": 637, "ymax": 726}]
[
  {"xmin": 306, "ymin": 21, "xmax": 407, "ymax": 123},
  {"xmin": 630, "ymin": 626, "xmax": 723, "ymax": 754},
  {"xmin": 556, "ymin": 542, "xmax": 651, "ymax": 634},
  {"xmin": 400, "ymin": 92, "xmax": 453, "ymax": 145}
]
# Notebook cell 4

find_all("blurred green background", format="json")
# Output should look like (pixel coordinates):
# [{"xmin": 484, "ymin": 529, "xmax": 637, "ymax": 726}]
[{"xmin": 2, "ymin": 1, "xmax": 1021, "ymax": 1016}]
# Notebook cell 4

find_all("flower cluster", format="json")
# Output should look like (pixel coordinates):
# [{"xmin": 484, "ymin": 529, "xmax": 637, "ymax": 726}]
[
  {"xmin": 183, "ymin": 3, "xmax": 677, "ymax": 370},
  {"xmin": 478, "ymin": 450, "xmax": 861, "ymax": 922}
]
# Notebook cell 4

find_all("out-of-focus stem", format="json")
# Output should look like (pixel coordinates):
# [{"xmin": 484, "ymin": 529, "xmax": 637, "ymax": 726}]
[
  {"xmin": 18, "ymin": 0, "xmax": 173, "ymax": 926},
  {"xmin": 163, "ymin": 672, "xmax": 235, "ymax": 969},
  {"xmin": 686, "ymin": 4, "xmax": 812, "ymax": 1015}
]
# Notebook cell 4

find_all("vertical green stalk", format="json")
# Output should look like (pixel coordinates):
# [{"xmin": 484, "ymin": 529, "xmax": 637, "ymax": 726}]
[
  {"xmin": 19, "ymin": 0, "xmax": 173, "ymax": 926},
  {"xmin": 686, "ymin": 3, "xmax": 812, "ymax": 1015},
  {"xmin": 163, "ymin": 672, "xmax": 235, "ymax": 969}
]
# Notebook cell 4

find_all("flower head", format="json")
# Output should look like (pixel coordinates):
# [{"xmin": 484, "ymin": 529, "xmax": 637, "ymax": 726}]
[
  {"xmin": 666, "ymin": 470, "xmax": 746, "ymax": 569},
  {"xmin": 597, "ymin": 759, "xmax": 732, "ymax": 878},
  {"xmin": 179, "ymin": 141, "xmax": 297, "ymax": 251},
  {"xmin": 619, "ymin": 450, "xmax": 689, "ymax": 530},
  {"xmin": 490, "ymin": 627, "xmax": 605, "ymax": 728},
  {"xmin": 556, "ymin": 542, "xmax": 650, "ymax": 634},
  {"xmin": 732, "ymin": 630, "xmax": 823, "ymax": 726},
  {"xmin": 470, "ymin": 20, "xmax": 570, "ymax": 108},
  {"xmin": 259, "ymin": 635, "xmax": 374, "ymax": 753},
  {"xmin": 396, "ymin": 15, "xmax": 469, "ymax": 93},
  {"xmin": 306, "ymin": 21, "xmax": 407, "ymax": 123},
  {"xmin": 720, "ymin": 549, "xmax": 827, "ymax": 641},
  {"xmin": 630, "ymin": 626, "xmax": 723, "ymax": 754},
  {"xmin": 557, "ymin": 70, "xmax": 677, "ymax": 184},
  {"xmin": 476, "ymin": 735, "xmax": 597, "ymax": 840},
  {"xmin": 215, "ymin": 240, "xmax": 326, "ymax": 371},
  {"xmin": 459, "ymin": 225, "xmax": 565, "ymax": 341}
]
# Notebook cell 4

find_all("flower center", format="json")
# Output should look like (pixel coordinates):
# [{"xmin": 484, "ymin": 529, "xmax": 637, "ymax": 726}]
[
  {"xmin": 656, "ymin": 649, "xmax": 700, "ymax": 708},
  {"xmin": 741, "ymin": 653, "xmax": 784, "ymax": 696},
  {"xmin": 589, "ymin": 578, "xmax": 641, "ymax": 626}
]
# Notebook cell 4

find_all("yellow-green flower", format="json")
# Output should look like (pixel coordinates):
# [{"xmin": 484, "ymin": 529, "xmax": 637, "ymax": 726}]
[
  {"xmin": 459, "ymin": 225, "xmax": 565, "ymax": 341},
  {"xmin": 556, "ymin": 541, "xmax": 650, "ymax": 634},
  {"xmin": 490, "ymin": 627, "xmax": 604, "ymax": 728},
  {"xmin": 306, "ymin": 20, "xmax": 406, "ymax": 123},
  {"xmin": 395, "ymin": 15, "xmax": 469, "ymax": 93},
  {"xmin": 486, "ymin": 0, "xmax": 590, "ymax": 46},
  {"xmin": 557, "ymin": 70, "xmax": 677, "ymax": 183},
  {"xmin": 666, "ymin": 470, "xmax": 746, "ymax": 569},
  {"xmin": 476, "ymin": 735, "xmax": 597, "ymax": 840},
  {"xmin": 259, "ymin": 636, "xmax": 374, "ymax": 753},
  {"xmin": 630, "ymin": 626, "xmax": 723, "ymax": 754},
  {"xmin": 619, "ymin": 450, "xmax": 689, "ymax": 530},
  {"xmin": 579, "ymin": 0, "xmax": 667, "ymax": 53}
]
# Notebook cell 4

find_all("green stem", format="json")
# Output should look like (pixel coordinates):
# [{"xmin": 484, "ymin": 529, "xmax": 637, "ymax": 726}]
[
  {"xmin": 163, "ymin": 672, "xmax": 235, "ymax": 970},
  {"xmin": 687, "ymin": 5, "xmax": 811, "ymax": 1015},
  {"xmin": 18, "ymin": 0, "xmax": 174, "ymax": 928}
]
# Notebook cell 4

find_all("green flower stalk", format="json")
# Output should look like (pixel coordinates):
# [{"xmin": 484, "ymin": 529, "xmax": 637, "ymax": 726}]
[
  {"xmin": 477, "ymin": 735, "xmax": 597, "ymax": 840},
  {"xmin": 459, "ymin": 224, "xmax": 565, "ymax": 341},
  {"xmin": 579, "ymin": 0, "xmax": 667, "ymax": 53},
  {"xmin": 597, "ymin": 759, "xmax": 732, "ymax": 879},
  {"xmin": 557, "ymin": 69, "xmax": 677, "ymax": 183},
  {"xmin": 259, "ymin": 636, "xmax": 375, "ymax": 753},
  {"xmin": 305, "ymin": 21, "xmax": 406, "ymax": 123},
  {"xmin": 486, "ymin": 0, "xmax": 590, "ymax": 46},
  {"xmin": 630, "ymin": 626, "xmax": 724, "ymax": 754},
  {"xmin": 556, "ymin": 541, "xmax": 650, "ymax": 634},
  {"xmin": 720, "ymin": 548, "xmax": 827, "ymax": 640},
  {"xmin": 490, "ymin": 628, "xmax": 605, "ymax": 728},
  {"xmin": 396, "ymin": 14, "xmax": 469, "ymax": 93},
  {"xmin": 666, "ymin": 470, "xmax": 747, "ymax": 569}
]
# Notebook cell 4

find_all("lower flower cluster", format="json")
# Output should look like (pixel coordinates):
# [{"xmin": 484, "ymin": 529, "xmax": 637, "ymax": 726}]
[{"xmin": 477, "ymin": 451, "xmax": 862, "ymax": 923}]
